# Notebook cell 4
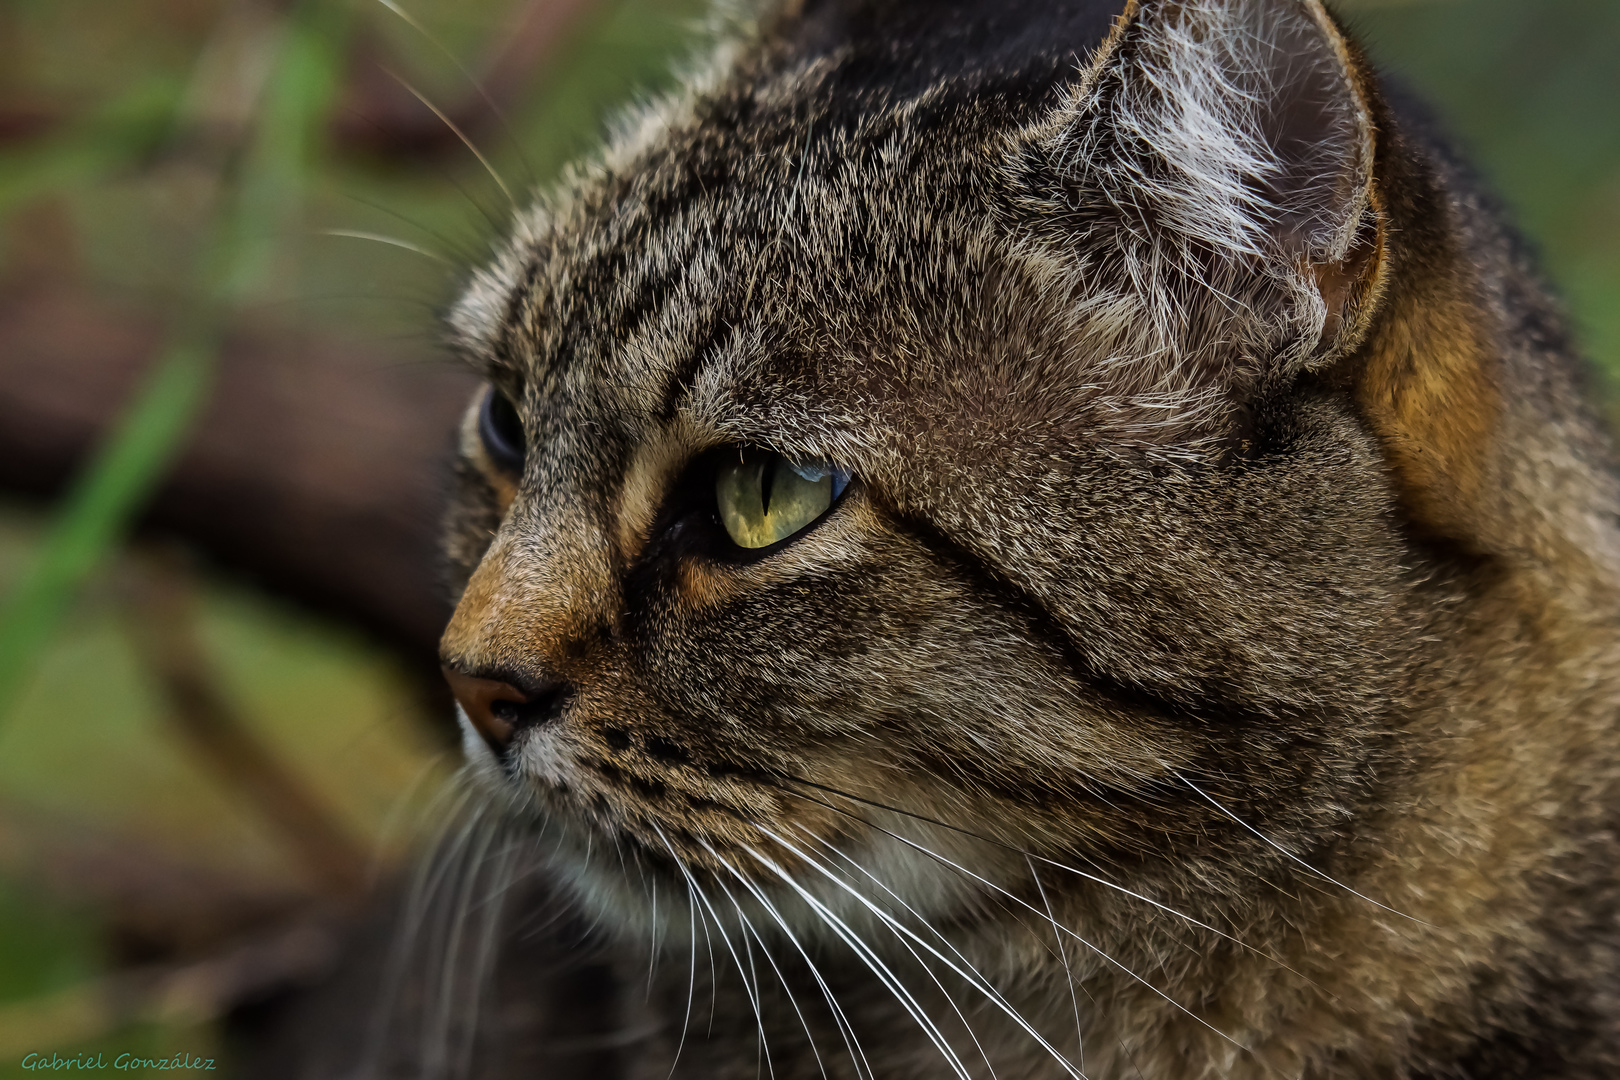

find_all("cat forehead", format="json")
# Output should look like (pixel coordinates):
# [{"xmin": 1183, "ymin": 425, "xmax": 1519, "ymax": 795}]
[
  {"xmin": 451, "ymin": 120, "xmax": 982, "ymax": 431},
  {"xmin": 450, "ymin": 0, "xmax": 1361, "ymax": 461},
  {"xmin": 448, "ymin": 0, "xmax": 1136, "ymax": 382},
  {"xmin": 456, "ymin": 100, "xmax": 1122, "ymax": 432}
]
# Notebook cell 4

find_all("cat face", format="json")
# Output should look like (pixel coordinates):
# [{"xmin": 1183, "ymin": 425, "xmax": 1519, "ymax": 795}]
[{"xmin": 438, "ymin": 0, "xmax": 1430, "ymax": 941}]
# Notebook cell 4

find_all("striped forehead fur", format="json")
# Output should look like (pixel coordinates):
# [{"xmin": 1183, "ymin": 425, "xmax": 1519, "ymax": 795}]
[{"xmin": 450, "ymin": 0, "xmax": 1371, "ymax": 461}]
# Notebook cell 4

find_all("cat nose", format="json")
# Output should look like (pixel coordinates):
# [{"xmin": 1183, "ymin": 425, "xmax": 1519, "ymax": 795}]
[{"xmin": 441, "ymin": 666, "xmax": 567, "ymax": 756}]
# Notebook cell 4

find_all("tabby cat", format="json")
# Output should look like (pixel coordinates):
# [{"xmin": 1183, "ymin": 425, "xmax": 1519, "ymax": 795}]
[{"xmin": 377, "ymin": 0, "xmax": 1620, "ymax": 1076}]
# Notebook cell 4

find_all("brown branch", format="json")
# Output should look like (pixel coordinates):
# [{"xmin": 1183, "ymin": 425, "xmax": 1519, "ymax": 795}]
[
  {"xmin": 120, "ymin": 553, "xmax": 373, "ymax": 902},
  {"xmin": 0, "ymin": 800, "xmax": 317, "ymax": 965},
  {"xmin": 0, "ymin": 0, "xmax": 484, "ymax": 675}
]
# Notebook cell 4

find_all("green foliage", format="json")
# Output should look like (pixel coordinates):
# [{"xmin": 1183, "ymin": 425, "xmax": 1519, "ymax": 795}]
[
  {"xmin": 0, "ymin": 338, "xmax": 215, "ymax": 723},
  {"xmin": 0, "ymin": 879, "xmax": 99, "ymax": 1006},
  {"xmin": 0, "ymin": 0, "xmax": 353, "ymax": 725},
  {"xmin": 1344, "ymin": 0, "xmax": 1620, "ymax": 388}
]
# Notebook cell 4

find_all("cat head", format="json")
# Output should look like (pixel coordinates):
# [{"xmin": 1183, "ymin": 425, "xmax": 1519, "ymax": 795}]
[{"xmin": 437, "ymin": 0, "xmax": 1449, "ymax": 941}]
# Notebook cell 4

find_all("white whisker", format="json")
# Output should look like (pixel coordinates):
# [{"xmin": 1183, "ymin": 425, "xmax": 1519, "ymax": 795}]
[
  {"xmin": 457, "ymin": 824, "xmax": 520, "ymax": 1080},
  {"xmin": 427, "ymin": 807, "xmax": 501, "ymax": 1076},
  {"xmin": 753, "ymin": 831, "xmax": 1085, "ymax": 1079},
  {"xmin": 740, "ymin": 842, "xmax": 981, "ymax": 1080},
  {"xmin": 707, "ymin": 862, "xmax": 827, "ymax": 1080},
  {"xmin": 652, "ymin": 825, "xmax": 773, "ymax": 1075},
  {"xmin": 369, "ymin": 0, "xmax": 537, "ymax": 186},
  {"xmin": 792, "ymin": 826, "xmax": 1012, "ymax": 1077},
  {"xmin": 782, "ymin": 778, "xmax": 1299, "ymax": 975},
  {"xmin": 359, "ymin": 778, "xmax": 483, "ymax": 1077},
  {"xmin": 648, "ymin": 870, "xmax": 661, "ymax": 998},
  {"xmin": 1175, "ymin": 772, "xmax": 1424, "ymax": 924},
  {"xmin": 387, "ymin": 71, "xmax": 515, "ymax": 206},
  {"xmin": 721, "ymin": 848, "xmax": 877, "ymax": 1080},
  {"xmin": 666, "ymin": 875, "xmax": 700, "ymax": 1080},
  {"xmin": 822, "ymin": 825, "xmax": 1245, "ymax": 1055},
  {"xmin": 321, "ymin": 228, "xmax": 451, "ymax": 262},
  {"xmin": 1030, "ymin": 856, "xmax": 1086, "ymax": 1074}
]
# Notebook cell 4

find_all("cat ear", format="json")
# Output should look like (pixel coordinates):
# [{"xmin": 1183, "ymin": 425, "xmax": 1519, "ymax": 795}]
[{"xmin": 1009, "ymin": 0, "xmax": 1383, "ymax": 377}]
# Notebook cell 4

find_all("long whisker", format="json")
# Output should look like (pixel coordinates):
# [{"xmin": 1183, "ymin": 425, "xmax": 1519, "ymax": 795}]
[
  {"xmin": 321, "ymin": 228, "xmax": 452, "ymax": 262},
  {"xmin": 705, "ymin": 857, "xmax": 829, "ymax": 1080},
  {"xmin": 799, "ymin": 822, "xmax": 1071, "ymax": 1079},
  {"xmin": 784, "ymin": 828, "xmax": 1006, "ymax": 1080},
  {"xmin": 741, "ymin": 844, "xmax": 977, "ymax": 1080},
  {"xmin": 387, "ymin": 70, "xmax": 516, "ymax": 206},
  {"xmin": 800, "ymin": 823, "xmax": 1048, "ymax": 980},
  {"xmin": 652, "ymin": 825, "xmax": 774, "ymax": 1076},
  {"xmin": 428, "ymin": 806, "xmax": 501, "ymax": 1076},
  {"xmin": 777, "ymin": 776, "xmax": 1303, "ymax": 977},
  {"xmin": 337, "ymin": 189, "xmax": 483, "ymax": 264},
  {"xmin": 1174, "ymin": 772, "xmax": 1425, "ymax": 924},
  {"xmin": 457, "ymin": 821, "xmax": 520, "ymax": 1080},
  {"xmin": 695, "ymin": 866, "xmax": 720, "ymax": 1035},
  {"xmin": 740, "ymin": 911, "xmax": 773, "ymax": 1080},
  {"xmin": 760, "ymin": 820, "xmax": 1250, "ymax": 1057},
  {"xmin": 752, "ymin": 831, "xmax": 1086, "ymax": 1079},
  {"xmin": 715, "ymin": 847, "xmax": 876, "ymax": 1080},
  {"xmin": 360, "ymin": 777, "xmax": 481, "ymax": 1076},
  {"xmin": 369, "ymin": 0, "xmax": 537, "ymax": 186},
  {"xmin": 647, "ymin": 868, "xmax": 660, "ymax": 999},
  {"xmin": 1030, "ymin": 856, "xmax": 1086, "ymax": 1075},
  {"xmin": 666, "ymin": 873, "xmax": 699, "ymax": 1080},
  {"xmin": 415, "ymin": 792, "xmax": 497, "ymax": 1071},
  {"xmin": 804, "ymin": 825, "xmax": 1163, "ymax": 1080}
]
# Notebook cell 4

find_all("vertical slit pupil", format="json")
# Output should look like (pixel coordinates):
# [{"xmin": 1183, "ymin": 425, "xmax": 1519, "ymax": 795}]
[{"xmin": 759, "ymin": 455, "xmax": 777, "ymax": 514}]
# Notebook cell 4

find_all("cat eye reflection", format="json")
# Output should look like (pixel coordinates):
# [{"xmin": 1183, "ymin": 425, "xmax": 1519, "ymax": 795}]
[
  {"xmin": 715, "ymin": 449, "xmax": 851, "ymax": 549},
  {"xmin": 478, "ymin": 386, "xmax": 526, "ymax": 473}
]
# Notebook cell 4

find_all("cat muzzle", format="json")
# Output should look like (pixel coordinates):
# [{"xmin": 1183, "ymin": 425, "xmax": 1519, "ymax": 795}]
[{"xmin": 441, "ymin": 666, "xmax": 565, "ymax": 756}]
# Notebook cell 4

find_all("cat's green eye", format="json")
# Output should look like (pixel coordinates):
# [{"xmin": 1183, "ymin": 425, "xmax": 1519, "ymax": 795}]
[{"xmin": 715, "ymin": 450, "xmax": 851, "ymax": 549}]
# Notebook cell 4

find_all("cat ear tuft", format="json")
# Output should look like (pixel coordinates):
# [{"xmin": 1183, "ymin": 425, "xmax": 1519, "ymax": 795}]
[{"xmin": 1012, "ymin": 0, "xmax": 1383, "ymax": 375}]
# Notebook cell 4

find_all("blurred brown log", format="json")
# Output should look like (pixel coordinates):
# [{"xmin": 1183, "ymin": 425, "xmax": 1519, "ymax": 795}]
[
  {"xmin": 123, "ymin": 554, "xmax": 374, "ymax": 901},
  {"xmin": 0, "ymin": 279, "xmax": 479, "ymax": 681},
  {"xmin": 0, "ymin": 0, "xmax": 617, "ymax": 1059}
]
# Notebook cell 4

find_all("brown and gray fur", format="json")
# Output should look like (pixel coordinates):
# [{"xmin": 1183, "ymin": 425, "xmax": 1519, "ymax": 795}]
[{"xmin": 364, "ymin": 0, "xmax": 1620, "ymax": 1077}]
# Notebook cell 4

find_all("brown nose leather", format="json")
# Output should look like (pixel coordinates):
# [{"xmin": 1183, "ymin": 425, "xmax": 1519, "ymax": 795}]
[{"xmin": 443, "ymin": 667, "xmax": 530, "ymax": 753}]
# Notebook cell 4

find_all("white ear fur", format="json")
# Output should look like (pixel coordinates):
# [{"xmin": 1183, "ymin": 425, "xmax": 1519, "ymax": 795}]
[
  {"xmin": 1013, "ymin": 0, "xmax": 1376, "ymax": 379},
  {"xmin": 1108, "ymin": 0, "xmax": 1372, "ymax": 264}
]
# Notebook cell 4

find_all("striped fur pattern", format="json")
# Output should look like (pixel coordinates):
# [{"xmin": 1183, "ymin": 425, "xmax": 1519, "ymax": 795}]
[{"xmin": 427, "ymin": 0, "xmax": 1620, "ymax": 1076}]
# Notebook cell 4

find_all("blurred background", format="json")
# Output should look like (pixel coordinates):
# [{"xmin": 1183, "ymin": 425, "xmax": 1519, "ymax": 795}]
[{"xmin": 0, "ymin": 0, "xmax": 1615, "ymax": 1073}]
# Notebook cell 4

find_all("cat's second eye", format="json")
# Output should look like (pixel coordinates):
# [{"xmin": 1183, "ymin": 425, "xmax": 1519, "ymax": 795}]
[
  {"xmin": 715, "ymin": 449, "xmax": 850, "ymax": 549},
  {"xmin": 479, "ymin": 386, "xmax": 526, "ymax": 473}
]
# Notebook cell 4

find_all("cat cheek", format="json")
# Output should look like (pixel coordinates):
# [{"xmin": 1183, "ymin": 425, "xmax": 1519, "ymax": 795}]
[{"xmin": 488, "ymin": 471, "xmax": 518, "ymax": 518}]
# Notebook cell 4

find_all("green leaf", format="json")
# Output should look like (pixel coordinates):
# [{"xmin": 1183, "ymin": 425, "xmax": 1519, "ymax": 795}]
[
  {"xmin": 0, "ymin": 333, "xmax": 216, "ymax": 717},
  {"xmin": 0, "ymin": 0, "xmax": 354, "ymax": 725}
]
